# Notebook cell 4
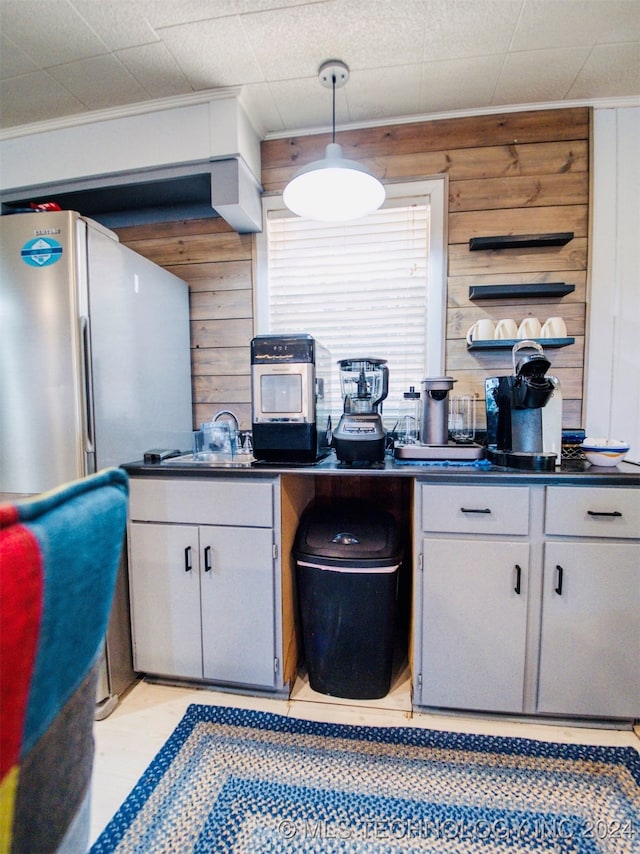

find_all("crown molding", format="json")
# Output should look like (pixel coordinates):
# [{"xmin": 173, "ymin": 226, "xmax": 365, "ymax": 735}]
[
  {"xmin": 2, "ymin": 90, "xmax": 637, "ymax": 144},
  {"xmin": 0, "ymin": 87, "xmax": 244, "ymax": 141},
  {"xmin": 262, "ymin": 95, "xmax": 640, "ymax": 141}
]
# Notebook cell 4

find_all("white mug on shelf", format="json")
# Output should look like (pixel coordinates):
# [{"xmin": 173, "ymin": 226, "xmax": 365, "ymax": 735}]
[
  {"xmin": 466, "ymin": 318, "xmax": 495, "ymax": 344},
  {"xmin": 541, "ymin": 316, "xmax": 567, "ymax": 338},
  {"xmin": 494, "ymin": 318, "xmax": 518, "ymax": 339},
  {"xmin": 517, "ymin": 317, "xmax": 541, "ymax": 339}
]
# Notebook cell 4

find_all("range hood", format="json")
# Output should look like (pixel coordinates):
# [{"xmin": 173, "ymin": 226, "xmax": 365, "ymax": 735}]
[
  {"xmin": 2, "ymin": 168, "xmax": 216, "ymax": 228},
  {"xmin": 0, "ymin": 92, "xmax": 263, "ymax": 233},
  {"xmin": 1, "ymin": 158, "xmax": 262, "ymax": 231}
]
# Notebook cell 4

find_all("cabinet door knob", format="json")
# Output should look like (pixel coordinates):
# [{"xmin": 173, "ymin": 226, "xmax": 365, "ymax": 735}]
[
  {"xmin": 514, "ymin": 564, "xmax": 522, "ymax": 595},
  {"xmin": 204, "ymin": 545, "xmax": 213, "ymax": 572},
  {"xmin": 554, "ymin": 564, "xmax": 564, "ymax": 595},
  {"xmin": 184, "ymin": 546, "xmax": 192, "ymax": 572}
]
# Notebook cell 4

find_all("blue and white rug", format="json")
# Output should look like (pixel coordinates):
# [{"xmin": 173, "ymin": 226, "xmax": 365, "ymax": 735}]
[{"xmin": 91, "ymin": 704, "xmax": 639, "ymax": 853}]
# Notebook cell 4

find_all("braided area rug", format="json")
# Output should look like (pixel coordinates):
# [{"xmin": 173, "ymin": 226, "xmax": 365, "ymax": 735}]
[{"xmin": 91, "ymin": 704, "xmax": 639, "ymax": 853}]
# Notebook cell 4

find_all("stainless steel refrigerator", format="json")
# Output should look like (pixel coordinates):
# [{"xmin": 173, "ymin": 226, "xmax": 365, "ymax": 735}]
[{"xmin": 0, "ymin": 210, "xmax": 193, "ymax": 715}]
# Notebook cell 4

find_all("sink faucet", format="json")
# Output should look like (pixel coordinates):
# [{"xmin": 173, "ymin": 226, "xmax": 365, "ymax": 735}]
[{"xmin": 212, "ymin": 410, "xmax": 239, "ymax": 432}]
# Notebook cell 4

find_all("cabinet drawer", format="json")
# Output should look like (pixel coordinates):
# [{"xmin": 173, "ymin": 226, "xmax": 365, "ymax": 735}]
[
  {"xmin": 545, "ymin": 486, "xmax": 639, "ymax": 538},
  {"xmin": 129, "ymin": 477, "xmax": 274, "ymax": 527},
  {"xmin": 420, "ymin": 485, "xmax": 529, "ymax": 535}
]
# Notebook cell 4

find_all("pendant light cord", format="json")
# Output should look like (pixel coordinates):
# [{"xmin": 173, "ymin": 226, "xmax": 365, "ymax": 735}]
[{"xmin": 332, "ymin": 73, "xmax": 336, "ymax": 144}]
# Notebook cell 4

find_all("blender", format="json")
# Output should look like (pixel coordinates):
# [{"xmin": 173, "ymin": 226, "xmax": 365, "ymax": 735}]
[{"xmin": 333, "ymin": 358, "xmax": 389, "ymax": 464}]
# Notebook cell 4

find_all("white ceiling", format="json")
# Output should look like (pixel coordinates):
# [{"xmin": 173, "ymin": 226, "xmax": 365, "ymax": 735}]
[{"xmin": 1, "ymin": 0, "xmax": 638, "ymax": 136}]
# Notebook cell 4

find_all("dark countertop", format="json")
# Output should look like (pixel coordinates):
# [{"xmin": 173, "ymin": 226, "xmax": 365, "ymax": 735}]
[{"xmin": 121, "ymin": 451, "xmax": 640, "ymax": 486}]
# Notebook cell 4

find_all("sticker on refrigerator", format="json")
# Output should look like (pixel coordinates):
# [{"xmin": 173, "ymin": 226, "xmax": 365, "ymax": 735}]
[{"xmin": 21, "ymin": 237, "xmax": 63, "ymax": 267}]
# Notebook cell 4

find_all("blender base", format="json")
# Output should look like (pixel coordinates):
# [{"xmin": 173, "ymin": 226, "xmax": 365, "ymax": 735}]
[{"xmin": 333, "ymin": 413, "xmax": 386, "ymax": 465}]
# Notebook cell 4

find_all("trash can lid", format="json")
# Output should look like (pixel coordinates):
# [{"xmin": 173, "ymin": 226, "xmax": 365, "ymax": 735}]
[{"xmin": 294, "ymin": 502, "xmax": 402, "ymax": 567}]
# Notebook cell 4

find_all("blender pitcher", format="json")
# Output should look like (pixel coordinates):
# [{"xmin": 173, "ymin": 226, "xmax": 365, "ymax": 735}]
[{"xmin": 339, "ymin": 358, "xmax": 389, "ymax": 414}]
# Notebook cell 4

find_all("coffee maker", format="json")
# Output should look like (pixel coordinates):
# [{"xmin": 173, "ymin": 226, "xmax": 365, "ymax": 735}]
[
  {"xmin": 420, "ymin": 376, "xmax": 456, "ymax": 445},
  {"xmin": 333, "ymin": 358, "xmax": 389, "ymax": 464},
  {"xmin": 485, "ymin": 341, "xmax": 562, "ymax": 470}
]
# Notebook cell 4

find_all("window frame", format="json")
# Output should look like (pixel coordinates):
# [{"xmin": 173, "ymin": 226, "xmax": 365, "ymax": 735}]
[{"xmin": 254, "ymin": 176, "xmax": 448, "ymax": 377}]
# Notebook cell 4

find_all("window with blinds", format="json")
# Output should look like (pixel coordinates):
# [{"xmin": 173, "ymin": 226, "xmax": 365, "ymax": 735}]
[{"xmin": 256, "ymin": 179, "xmax": 447, "ymax": 429}]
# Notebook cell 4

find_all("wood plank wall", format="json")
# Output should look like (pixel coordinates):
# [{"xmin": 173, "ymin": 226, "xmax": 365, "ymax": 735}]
[
  {"xmin": 116, "ymin": 106, "xmax": 589, "ymax": 432},
  {"xmin": 262, "ymin": 106, "xmax": 589, "ymax": 430}
]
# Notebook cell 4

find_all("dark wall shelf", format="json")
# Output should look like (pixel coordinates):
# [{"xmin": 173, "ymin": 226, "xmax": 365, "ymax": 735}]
[
  {"xmin": 469, "ymin": 232, "xmax": 574, "ymax": 251},
  {"xmin": 468, "ymin": 283, "xmax": 575, "ymax": 300},
  {"xmin": 467, "ymin": 337, "xmax": 575, "ymax": 351}
]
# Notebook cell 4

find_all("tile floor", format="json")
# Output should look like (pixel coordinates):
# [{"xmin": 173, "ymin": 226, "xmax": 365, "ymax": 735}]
[{"xmin": 89, "ymin": 667, "xmax": 640, "ymax": 846}]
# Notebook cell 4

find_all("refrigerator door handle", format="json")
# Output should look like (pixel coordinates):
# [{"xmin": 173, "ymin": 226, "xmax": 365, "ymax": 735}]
[{"xmin": 81, "ymin": 316, "xmax": 96, "ymax": 458}]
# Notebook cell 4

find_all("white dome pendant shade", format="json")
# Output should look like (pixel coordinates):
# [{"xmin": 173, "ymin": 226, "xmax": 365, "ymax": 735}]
[
  {"xmin": 283, "ymin": 61, "xmax": 385, "ymax": 223},
  {"xmin": 283, "ymin": 142, "xmax": 385, "ymax": 222}
]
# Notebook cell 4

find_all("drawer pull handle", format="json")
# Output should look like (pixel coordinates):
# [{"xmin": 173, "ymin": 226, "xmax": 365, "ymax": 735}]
[
  {"xmin": 587, "ymin": 510, "xmax": 622, "ymax": 518},
  {"xmin": 514, "ymin": 564, "xmax": 522, "ymax": 595},
  {"xmin": 554, "ymin": 564, "xmax": 564, "ymax": 595},
  {"xmin": 184, "ymin": 546, "xmax": 192, "ymax": 573},
  {"xmin": 204, "ymin": 546, "xmax": 213, "ymax": 572},
  {"xmin": 460, "ymin": 507, "xmax": 491, "ymax": 514}
]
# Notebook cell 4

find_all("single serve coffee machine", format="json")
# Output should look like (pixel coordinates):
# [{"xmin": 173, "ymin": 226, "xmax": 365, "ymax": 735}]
[
  {"xmin": 394, "ymin": 376, "xmax": 484, "ymax": 461},
  {"xmin": 251, "ymin": 333, "xmax": 331, "ymax": 463},
  {"xmin": 485, "ymin": 341, "xmax": 562, "ymax": 470},
  {"xmin": 420, "ymin": 376, "xmax": 456, "ymax": 445}
]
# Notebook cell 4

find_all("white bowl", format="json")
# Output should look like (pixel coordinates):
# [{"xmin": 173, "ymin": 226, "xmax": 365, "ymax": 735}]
[{"xmin": 581, "ymin": 438, "xmax": 629, "ymax": 466}]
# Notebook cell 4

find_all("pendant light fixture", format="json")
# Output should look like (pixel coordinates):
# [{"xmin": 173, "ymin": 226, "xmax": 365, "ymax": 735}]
[{"xmin": 283, "ymin": 60, "xmax": 385, "ymax": 222}]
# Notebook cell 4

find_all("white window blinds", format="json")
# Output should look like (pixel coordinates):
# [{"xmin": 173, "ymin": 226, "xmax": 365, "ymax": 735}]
[{"xmin": 265, "ymin": 201, "xmax": 430, "ymax": 427}]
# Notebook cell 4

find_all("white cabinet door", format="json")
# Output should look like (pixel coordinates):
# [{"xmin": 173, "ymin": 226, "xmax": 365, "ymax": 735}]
[
  {"xmin": 128, "ymin": 522, "xmax": 202, "ymax": 679},
  {"xmin": 538, "ymin": 542, "xmax": 640, "ymax": 718},
  {"xmin": 419, "ymin": 538, "xmax": 530, "ymax": 713},
  {"xmin": 200, "ymin": 526, "xmax": 276, "ymax": 688}
]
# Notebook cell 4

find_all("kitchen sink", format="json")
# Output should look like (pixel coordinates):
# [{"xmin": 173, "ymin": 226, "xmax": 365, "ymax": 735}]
[{"xmin": 160, "ymin": 453, "xmax": 254, "ymax": 468}]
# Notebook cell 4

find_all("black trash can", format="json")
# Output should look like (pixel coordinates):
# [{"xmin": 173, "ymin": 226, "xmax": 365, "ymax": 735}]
[{"xmin": 294, "ymin": 502, "xmax": 402, "ymax": 700}]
